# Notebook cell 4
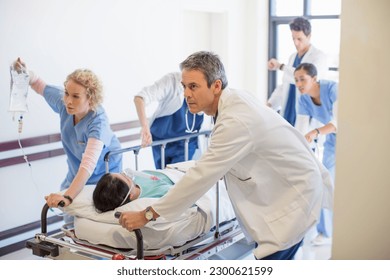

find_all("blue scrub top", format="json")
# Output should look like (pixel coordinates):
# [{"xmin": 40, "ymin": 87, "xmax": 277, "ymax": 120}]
[
  {"xmin": 43, "ymin": 85, "xmax": 122, "ymax": 189},
  {"xmin": 298, "ymin": 80, "xmax": 337, "ymax": 171}
]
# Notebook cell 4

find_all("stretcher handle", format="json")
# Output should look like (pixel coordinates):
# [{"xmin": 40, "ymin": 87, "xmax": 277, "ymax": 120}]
[
  {"xmin": 115, "ymin": 212, "xmax": 144, "ymax": 260},
  {"xmin": 40, "ymin": 201, "xmax": 65, "ymax": 234},
  {"xmin": 41, "ymin": 203, "xmax": 51, "ymax": 234}
]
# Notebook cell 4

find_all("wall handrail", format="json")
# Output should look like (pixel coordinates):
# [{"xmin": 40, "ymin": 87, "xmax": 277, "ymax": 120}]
[{"xmin": 0, "ymin": 120, "xmax": 140, "ymax": 168}]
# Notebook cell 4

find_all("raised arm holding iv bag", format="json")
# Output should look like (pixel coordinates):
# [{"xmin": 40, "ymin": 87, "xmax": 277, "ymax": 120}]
[{"xmin": 9, "ymin": 59, "xmax": 33, "ymax": 166}]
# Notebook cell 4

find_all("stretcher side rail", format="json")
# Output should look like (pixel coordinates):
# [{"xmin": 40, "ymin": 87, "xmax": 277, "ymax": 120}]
[
  {"xmin": 104, "ymin": 130, "xmax": 212, "ymax": 172},
  {"xmin": 51, "ymin": 217, "xmax": 241, "ymax": 260},
  {"xmin": 25, "ymin": 217, "xmax": 242, "ymax": 260}
]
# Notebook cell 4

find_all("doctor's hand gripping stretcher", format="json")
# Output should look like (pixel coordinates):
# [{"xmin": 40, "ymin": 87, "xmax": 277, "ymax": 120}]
[{"xmin": 26, "ymin": 131, "xmax": 251, "ymax": 260}]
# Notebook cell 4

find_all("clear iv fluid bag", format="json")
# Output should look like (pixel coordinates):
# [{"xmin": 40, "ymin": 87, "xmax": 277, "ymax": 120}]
[{"xmin": 9, "ymin": 67, "xmax": 29, "ymax": 113}]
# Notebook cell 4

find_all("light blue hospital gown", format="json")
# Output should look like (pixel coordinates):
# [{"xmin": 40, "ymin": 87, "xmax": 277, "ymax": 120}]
[
  {"xmin": 43, "ymin": 85, "xmax": 122, "ymax": 191},
  {"xmin": 133, "ymin": 170, "xmax": 174, "ymax": 198}
]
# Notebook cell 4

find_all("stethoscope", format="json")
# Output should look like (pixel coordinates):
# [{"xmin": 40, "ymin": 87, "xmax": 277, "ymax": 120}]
[{"xmin": 185, "ymin": 109, "xmax": 198, "ymax": 133}]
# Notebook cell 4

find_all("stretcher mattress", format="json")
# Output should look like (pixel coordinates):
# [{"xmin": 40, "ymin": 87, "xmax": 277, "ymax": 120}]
[{"xmin": 61, "ymin": 169, "xmax": 235, "ymax": 250}]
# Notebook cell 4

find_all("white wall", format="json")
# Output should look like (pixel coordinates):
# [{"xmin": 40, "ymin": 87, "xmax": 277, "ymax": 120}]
[
  {"xmin": 332, "ymin": 0, "xmax": 390, "ymax": 259},
  {"xmin": 0, "ymin": 0, "xmax": 268, "ymax": 238}
]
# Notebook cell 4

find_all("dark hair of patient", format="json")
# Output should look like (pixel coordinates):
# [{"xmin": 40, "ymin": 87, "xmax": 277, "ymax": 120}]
[{"xmin": 93, "ymin": 173, "xmax": 130, "ymax": 213}]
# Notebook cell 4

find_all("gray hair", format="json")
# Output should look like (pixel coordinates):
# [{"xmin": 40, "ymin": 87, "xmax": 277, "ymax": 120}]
[{"xmin": 179, "ymin": 51, "xmax": 228, "ymax": 89}]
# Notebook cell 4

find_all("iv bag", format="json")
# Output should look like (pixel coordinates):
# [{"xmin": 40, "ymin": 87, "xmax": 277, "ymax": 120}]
[{"xmin": 9, "ymin": 66, "xmax": 29, "ymax": 113}]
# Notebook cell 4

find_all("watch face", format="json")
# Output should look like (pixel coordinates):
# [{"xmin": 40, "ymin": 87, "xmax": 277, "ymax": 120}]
[{"xmin": 146, "ymin": 210, "xmax": 153, "ymax": 221}]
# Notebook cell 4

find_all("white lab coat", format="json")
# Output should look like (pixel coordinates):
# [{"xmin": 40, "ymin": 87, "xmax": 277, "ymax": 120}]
[
  {"xmin": 268, "ymin": 45, "xmax": 328, "ymax": 118},
  {"xmin": 153, "ymin": 88, "xmax": 333, "ymax": 259}
]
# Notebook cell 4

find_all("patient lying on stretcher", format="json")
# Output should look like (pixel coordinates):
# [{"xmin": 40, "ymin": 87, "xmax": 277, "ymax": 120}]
[
  {"xmin": 93, "ymin": 169, "xmax": 175, "ymax": 212},
  {"xmin": 56, "ymin": 163, "xmax": 236, "ymax": 250}
]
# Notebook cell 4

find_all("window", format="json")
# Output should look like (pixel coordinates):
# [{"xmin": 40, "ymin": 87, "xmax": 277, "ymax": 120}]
[
  {"xmin": 268, "ymin": 0, "xmax": 341, "ymax": 96},
  {"xmin": 274, "ymin": 0, "xmax": 304, "ymax": 16}
]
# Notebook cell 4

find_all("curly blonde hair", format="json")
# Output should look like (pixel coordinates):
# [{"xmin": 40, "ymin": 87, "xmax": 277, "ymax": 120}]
[{"xmin": 64, "ymin": 69, "xmax": 103, "ymax": 111}]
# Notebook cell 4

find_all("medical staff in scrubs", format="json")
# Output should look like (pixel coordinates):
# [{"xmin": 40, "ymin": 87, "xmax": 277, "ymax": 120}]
[
  {"xmin": 267, "ymin": 17, "xmax": 328, "ymax": 127},
  {"xmin": 294, "ymin": 62, "xmax": 338, "ymax": 246},
  {"xmin": 134, "ymin": 72, "xmax": 209, "ymax": 169},
  {"xmin": 13, "ymin": 58, "xmax": 122, "ymax": 212},
  {"xmin": 117, "ymin": 51, "xmax": 334, "ymax": 260}
]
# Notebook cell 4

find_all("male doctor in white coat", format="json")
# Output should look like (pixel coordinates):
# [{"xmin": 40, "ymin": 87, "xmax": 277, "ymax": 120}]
[
  {"xmin": 118, "ymin": 51, "xmax": 333, "ymax": 260},
  {"xmin": 267, "ymin": 17, "xmax": 328, "ymax": 127}
]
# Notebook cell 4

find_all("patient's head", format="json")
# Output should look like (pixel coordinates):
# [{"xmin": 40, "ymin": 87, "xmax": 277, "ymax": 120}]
[{"xmin": 93, "ymin": 172, "xmax": 135, "ymax": 212}]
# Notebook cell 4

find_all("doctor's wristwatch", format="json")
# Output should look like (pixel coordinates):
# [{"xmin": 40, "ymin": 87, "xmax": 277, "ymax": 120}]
[{"xmin": 145, "ymin": 206, "xmax": 156, "ymax": 222}]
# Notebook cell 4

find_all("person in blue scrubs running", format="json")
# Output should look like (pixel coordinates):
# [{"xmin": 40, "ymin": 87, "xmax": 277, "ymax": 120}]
[
  {"xmin": 14, "ymin": 58, "xmax": 122, "ymax": 216},
  {"xmin": 294, "ymin": 62, "xmax": 338, "ymax": 246},
  {"xmin": 134, "ymin": 72, "xmax": 207, "ymax": 169}
]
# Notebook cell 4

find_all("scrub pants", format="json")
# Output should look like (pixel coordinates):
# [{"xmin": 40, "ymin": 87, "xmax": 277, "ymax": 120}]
[
  {"xmin": 317, "ymin": 155, "xmax": 335, "ymax": 238},
  {"xmin": 317, "ymin": 209, "xmax": 333, "ymax": 238},
  {"xmin": 256, "ymin": 239, "xmax": 303, "ymax": 260}
]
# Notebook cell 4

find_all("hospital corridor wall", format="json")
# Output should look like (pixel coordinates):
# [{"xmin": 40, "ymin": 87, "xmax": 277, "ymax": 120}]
[
  {"xmin": 331, "ymin": 0, "xmax": 390, "ymax": 259},
  {"xmin": 0, "ymin": 0, "xmax": 268, "ymax": 256}
]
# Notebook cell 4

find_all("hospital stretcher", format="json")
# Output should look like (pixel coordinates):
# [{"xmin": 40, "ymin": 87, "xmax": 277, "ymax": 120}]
[{"xmin": 26, "ymin": 131, "xmax": 251, "ymax": 260}]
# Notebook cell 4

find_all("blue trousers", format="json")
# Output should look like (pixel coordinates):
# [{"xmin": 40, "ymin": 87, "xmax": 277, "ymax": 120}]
[
  {"xmin": 317, "ymin": 162, "xmax": 335, "ymax": 237},
  {"xmin": 256, "ymin": 239, "xmax": 303, "ymax": 260},
  {"xmin": 317, "ymin": 208, "xmax": 333, "ymax": 237}
]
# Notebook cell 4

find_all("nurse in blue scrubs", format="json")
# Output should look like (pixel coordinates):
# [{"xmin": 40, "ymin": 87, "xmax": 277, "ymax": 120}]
[
  {"xmin": 14, "ymin": 58, "xmax": 122, "ymax": 214},
  {"xmin": 294, "ymin": 62, "xmax": 338, "ymax": 246}
]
